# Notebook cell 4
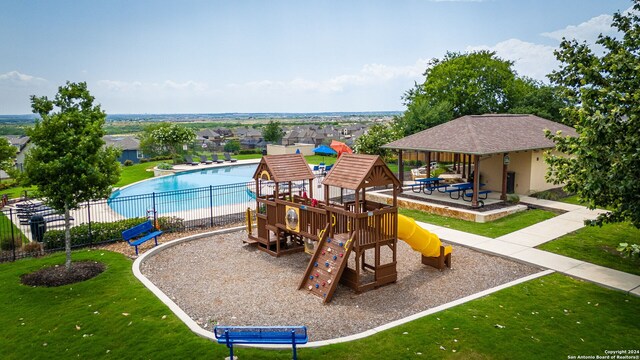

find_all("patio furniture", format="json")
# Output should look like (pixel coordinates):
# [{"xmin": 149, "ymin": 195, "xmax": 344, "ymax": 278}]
[
  {"xmin": 211, "ymin": 154, "xmax": 224, "ymax": 163},
  {"xmin": 214, "ymin": 325, "xmax": 308, "ymax": 360},
  {"xmin": 199, "ymin": 155, "xmax": 213, "ymax": 165},
  {"xmin": 183, "ymin": 155, "xmax": 199, "ymax": 166},
  {"xmin": 223, "ymin": 152, "xmax": 237, "ymax": 162},
  {"xmin": 121, "ymin": 220, "xmax": 163, "ymax": 256},
  {"xmin": 411, "ymin": 168, "xmax": 426, "ymax": 181},
  {"xmin": 414, "ymin": 177, "xmax": 448, "ymax": 194}
]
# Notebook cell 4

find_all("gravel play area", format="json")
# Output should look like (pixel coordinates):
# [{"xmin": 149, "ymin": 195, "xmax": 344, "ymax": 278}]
[{"xmin": 140, "ymin": 230, "xmax": 541, "ymax": 341}]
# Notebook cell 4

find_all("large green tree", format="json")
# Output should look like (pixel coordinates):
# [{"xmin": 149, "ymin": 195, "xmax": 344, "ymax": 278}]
[
  {"xmin": 25, "ymin": 82, "xmax": 121, "ymax": 269},
  {"xmin": 354, "ymin": 124, "xmax": 398, "ymax": 160},
  {"xmin": 262, "ymin": 120, "xmax": 284, "ymax": 144},
  {"xmin": 0, "ymin": 137, "xmax": 17, "ymax": 174},
  {"xmin": 394, "ymin": 51, "xmax": 566, "ymax": 136},
  {"xmin": 138, "ymin": 122, "xmax": 195, "ymax": 163},
  {"xmin": 546, "ymin": 2, "xmax": 640, "ymax": 228}
]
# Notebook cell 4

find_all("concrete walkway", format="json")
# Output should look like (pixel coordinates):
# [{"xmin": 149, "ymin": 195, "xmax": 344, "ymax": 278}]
[{"xmin": 416, "ymin": 196, "xmax": 640, "ymax": 297}]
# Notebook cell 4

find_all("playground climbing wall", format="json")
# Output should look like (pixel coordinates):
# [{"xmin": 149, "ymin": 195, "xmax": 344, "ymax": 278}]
[{"xmin": 299, "ymin": 233, "xmax": 353, "ymax": 303}]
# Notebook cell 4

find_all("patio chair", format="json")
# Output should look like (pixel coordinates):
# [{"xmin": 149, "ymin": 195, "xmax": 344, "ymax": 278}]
[
  {"xmin": 211, "ymin": 154, "xmax": 224, "ymax": 164},
  {"xmin": 200, "ymin": 155, "xmax": 213, "ymax": 165},
  {"xmin": 411, "ymin": 168, "xmax": 426, "ymax": 181},
  {"xmin": 223, "ymin": 152, "xmax": 237, "ymax": 163},
  {"xmin": 183, "ymin": 155, "xmax": 199, "ymax": 166}
]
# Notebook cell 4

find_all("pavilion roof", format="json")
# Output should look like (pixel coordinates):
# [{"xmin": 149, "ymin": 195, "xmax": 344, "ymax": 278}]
[{"xmin": 382, "ymin": 114, "xmax": 577, "ymax": 155}]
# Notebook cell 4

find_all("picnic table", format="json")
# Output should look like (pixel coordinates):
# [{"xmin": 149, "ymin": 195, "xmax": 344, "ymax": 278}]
[
  {"xmin": 444, "ymin": 182, "xmax": 486, "ymax": 200},
  {"xmin": 411, "ymin": 177, "xmax": 448, "ymax": 195}
]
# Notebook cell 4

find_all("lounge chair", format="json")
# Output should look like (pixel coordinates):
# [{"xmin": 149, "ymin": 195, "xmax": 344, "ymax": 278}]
[
  {"xmin": 223, "ymin": 152, "xmax": 237, "ymax": 163},
  {"xmin": 212, "ymin": 154, "xmax": 224, "ymax": 164},
  {"xmin": 200, "ymin": 155, "xmax": 213, "ymax": 165},
  {"xmin": 183, "ymin": 155, "xmax": 199, "ymax": 166}
]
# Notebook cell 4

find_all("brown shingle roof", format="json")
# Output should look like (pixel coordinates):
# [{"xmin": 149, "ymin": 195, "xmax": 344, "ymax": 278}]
[
  {"xmin": 382, "ymin": 114, "xmax": 577, "ymax": 155},
  {"xmin": 322, "ymin": 154, "xmax": 401, "ymax": 190},
  {"xmin": 252, "ymin": 154, "xmax": 314, "ymax": 182}
]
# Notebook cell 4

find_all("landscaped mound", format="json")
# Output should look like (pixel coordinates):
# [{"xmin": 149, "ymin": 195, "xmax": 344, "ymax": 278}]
[{"xmin": 20, "ymin": 261, "xmax": 106, "ymax": 287}]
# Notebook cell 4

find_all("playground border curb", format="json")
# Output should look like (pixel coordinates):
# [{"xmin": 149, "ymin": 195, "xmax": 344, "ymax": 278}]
[{"xmin": 133, "ymin": 228, "xmax": 555, "ymax": 350}]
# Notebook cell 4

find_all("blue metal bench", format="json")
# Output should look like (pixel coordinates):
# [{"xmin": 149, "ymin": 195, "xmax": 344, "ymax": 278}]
[
  {"xmin": 463, "ymin": 190, "xmax": 492, "ymax": 200},
  {"xmin": 444, "ymin": 188, "xmax": 464, "ymax": 199},
  {"xmin": 214, "ymin": 325, "xmax": 308, "ymax": 360},
  {"xmin": 423, "ymin": 184, "xmax": 449, "ymax": 194},
  {"xmin": 121, "ymin": 220, "xmax": 163, "ymax": 255}
]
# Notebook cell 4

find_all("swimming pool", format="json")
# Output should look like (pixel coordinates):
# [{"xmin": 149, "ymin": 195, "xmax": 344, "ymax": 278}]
[{"xmin": 108, "ymin": 164, "xmax": 258, "ymax": 218}]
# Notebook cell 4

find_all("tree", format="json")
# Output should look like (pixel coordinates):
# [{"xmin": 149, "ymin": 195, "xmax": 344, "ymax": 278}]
[
  {"xmin": 224, "ymin": 139, "xmax": 241, "ymax": 153},
  {"xmin": 0, "ymin": 137, "xmax": 16, "ymax": 174},
  {"xmin": 394, "ymin": 50, "xmax": 566, "ymax": 136},
  {"xmin": 546, "ymin": 2, "xmax": 640, "ymax": 228},
  {"xmin": 143, "ymin": 123, "xmax": 195, "ymax": 163},
  {"xmin": 137, "ymin": 123, "xmax": 172, "ymax": 158},
  {"xmin": 25, "ymin": 82, "xmax": 121, "ymax": 269},
  {"xmin": 508, "ymin": 77, "xmax": 568, "ymax": 122},
  {"xmin": 354, "ymin": 124, "xmax": 399, "ymax": 160},
  {"xmin": 263, "ymin": 120, "xmax": 284, "ymax": 144}
]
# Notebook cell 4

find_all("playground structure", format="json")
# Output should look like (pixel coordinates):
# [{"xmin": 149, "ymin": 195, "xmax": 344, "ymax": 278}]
[{"xmin": 246, "ymin": 153, "xmax": 451, "ymax": 303}]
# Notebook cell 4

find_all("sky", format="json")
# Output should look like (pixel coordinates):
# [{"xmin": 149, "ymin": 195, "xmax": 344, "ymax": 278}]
[{"xmin": 0, "ymin": 0, "xmax": 633, "ymax": 115}]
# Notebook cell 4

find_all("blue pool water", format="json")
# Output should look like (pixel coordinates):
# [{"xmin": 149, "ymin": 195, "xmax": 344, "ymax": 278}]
[{"xmin": 108, "ymin": 164, "xmax": 258, "ymax": 218}]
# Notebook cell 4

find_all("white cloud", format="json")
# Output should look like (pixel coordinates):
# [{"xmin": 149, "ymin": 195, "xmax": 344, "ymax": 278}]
[
  {"xmin": 467, "ymin": 38, "xmax": 557, "ymax": 81},
  {"xmin": 230, "ymin": 59, "xmax": 429, "ymax": 93},
  {"xmin": 96, "ymin": 79, "xmax": 207, "ymax": 93},
  {"xmin": 0, "ymin": 70, "xmax": 47, "ymax": 84},
  {"xmin": 541, "ymin": 14, "xmax": 615, "ymax": 42}
]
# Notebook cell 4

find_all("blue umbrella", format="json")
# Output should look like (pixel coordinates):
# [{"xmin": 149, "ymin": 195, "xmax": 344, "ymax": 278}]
[
  {"xmin": 313, "ymin": 144, "xmax": 337, "ymax": 155},
  {"xmin": 312, "ymin": 144, "xmax": 337, "ymax": 163}
]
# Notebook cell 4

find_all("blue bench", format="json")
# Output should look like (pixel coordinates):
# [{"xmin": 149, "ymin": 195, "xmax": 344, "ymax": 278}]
[
  {"xmin": 423, "ymin": 184, "xmax": 449, "ymax": 194},
  {"xmin": 121, "ymin": 220, "xmax": 163, "ymax": 256},
  {"xmin": 444, "ymin": 188, "xmax": 464, "ymax": 199},
  {"xmin": 409, "ymin": 183, "xmax": 423, "ymax": 193},
  {"xmin": 214, "ymin": 325, "xmax": 308, "ymax": 360},
  {"xmin": 463, "ymin": 190, "xmax": 492, "ymax": 200}
]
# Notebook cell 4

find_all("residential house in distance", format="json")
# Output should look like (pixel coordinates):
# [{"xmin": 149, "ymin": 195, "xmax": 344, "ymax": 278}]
[
  {"xmin": 103, "ymin": 135, "xmax": 147, "ymax": 164},
  {"xmin": 0, "ymin": 135, "xmax": 31, "ymax": 178},
  {"xmin": 196, "ymin": 129, "xmax": 223, "ymax": 149}
]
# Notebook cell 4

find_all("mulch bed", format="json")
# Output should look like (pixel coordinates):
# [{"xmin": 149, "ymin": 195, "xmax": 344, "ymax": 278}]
[{"xmin": 20, "ymin": 261, "xmax": 106, "ymax": 287}]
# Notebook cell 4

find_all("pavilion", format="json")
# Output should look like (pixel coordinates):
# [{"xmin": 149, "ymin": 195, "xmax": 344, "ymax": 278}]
[{"xmin": 382, "ymin": 114, "xmax": 577, "ymax": 208}]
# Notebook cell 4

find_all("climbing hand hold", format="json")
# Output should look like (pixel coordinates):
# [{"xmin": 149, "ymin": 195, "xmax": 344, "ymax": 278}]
[{"xmin": 333, "ymin": 255, "xmax": 337, "ymax": 260}]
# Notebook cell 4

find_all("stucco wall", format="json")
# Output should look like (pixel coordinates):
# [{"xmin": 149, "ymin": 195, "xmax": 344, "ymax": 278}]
[{"xmin": 267, "ymin": 144, "xmax": 316, "ymax": 156}]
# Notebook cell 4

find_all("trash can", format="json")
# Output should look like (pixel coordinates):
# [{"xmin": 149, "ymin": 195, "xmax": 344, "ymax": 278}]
[
  {"xmin": 507, "ymin": 171, "xmax": 516, "ymax": 194},
  {"xmin": 29, "ymin": 215, "xmax": 47, "ymax": 243},
  {"xmin": 262, "ymin": 149, "xmax": 267, "ymax": 156}
]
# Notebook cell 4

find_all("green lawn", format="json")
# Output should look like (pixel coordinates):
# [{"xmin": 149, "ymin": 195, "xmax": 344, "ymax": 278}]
[
  {"xmin": 1, "ymin": 250, "xmax": 638, "ymax": 359},
  {"xmin": 115, "ymin": 161, "xmax": 165, "ymax": 188},
  {"xmin": 400, "ymin": 208, "xmax": 556, "ymax": 238},
  {"xmin": 537, "ymin": 222, "xmax": 640, "ymax": 276}
]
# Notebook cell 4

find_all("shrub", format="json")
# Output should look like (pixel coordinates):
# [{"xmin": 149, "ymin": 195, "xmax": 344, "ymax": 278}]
[
  {"xmin": 139, "ymin": 158, "xmax": 149, "ymax": 163},
  {"xmin": 123, "ymin": 159, "xmax": 134, "ymax": 166},
  {"xmin": 507, "ymin": 194, "xmax": 520, "ymax": 204},
  {"xmin": 238, "ymin": 149, "xmax": 262, "ymax": 155},
  {"xmin": 157, "ymin": 163, "xmax": 173, "ymax": 170},
  {"xmin": 157, "ymin": 216, "xmax": 184, "ymax": 232},
  {"xmin": 43, "ymin": 217, "xmax": 147, "ymax": 250},
  {"xmin": 617, "ymin": 243, "xmax": 640, "ymax": 259},
  {"xmin": 0, "ymin": 235, "xmax": 22, "ymax": 251},
  {"xmin": 22, "ymin": 241, "xmax": 42, "ymax": 255}
]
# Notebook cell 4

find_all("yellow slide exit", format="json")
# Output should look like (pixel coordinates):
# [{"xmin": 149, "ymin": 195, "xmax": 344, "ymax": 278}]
[{"xmin": 397, "ymin": 214, "xmax": 452, "ymax": 258}]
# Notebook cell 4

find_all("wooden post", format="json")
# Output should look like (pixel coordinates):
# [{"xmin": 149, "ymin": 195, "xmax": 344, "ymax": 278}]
[
  {"xmin": 472, "ymin": 155, "xmax": 480, "ymax": 208},
  {"xmin": 462, "ymin": 154, "xmax": 467, "ymax": 178},
  {"xmin": 501, "ymin": 153, "xmax": 508, "ymax": 201},
  {"xmin": 426, "ymin": 151, "xmax": 431, "ymax": 178},
  {"xmin": 397, "ymin": 150, "xmax": 404, "ymax": 184}
]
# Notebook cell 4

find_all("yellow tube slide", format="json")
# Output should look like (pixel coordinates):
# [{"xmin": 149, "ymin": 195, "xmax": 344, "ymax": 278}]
[{"xmin": 397, "ymin": 214, "xmax": 452, "ymax": 258}]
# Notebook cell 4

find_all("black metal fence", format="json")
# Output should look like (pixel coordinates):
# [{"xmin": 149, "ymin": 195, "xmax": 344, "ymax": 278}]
[{"xmin": 0, "ymin": 182, "xmax": 257, "ymax": 262}]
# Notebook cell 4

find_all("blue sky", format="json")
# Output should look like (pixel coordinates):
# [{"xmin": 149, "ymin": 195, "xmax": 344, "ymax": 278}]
[{"xmin": 0, "ymin": 0, "xmax": 632, "ymax": 114}]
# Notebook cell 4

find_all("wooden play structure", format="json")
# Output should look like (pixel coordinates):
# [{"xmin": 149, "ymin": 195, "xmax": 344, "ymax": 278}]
[{"xmin": 246, "ymin": 153, "xmax": 450, "ymax": 303}]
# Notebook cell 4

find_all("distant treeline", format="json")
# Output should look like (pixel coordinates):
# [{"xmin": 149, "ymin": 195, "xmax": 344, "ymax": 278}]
[{"xmin": 0, "ymin": 117, "xmax": 384, "ymax": 136}]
